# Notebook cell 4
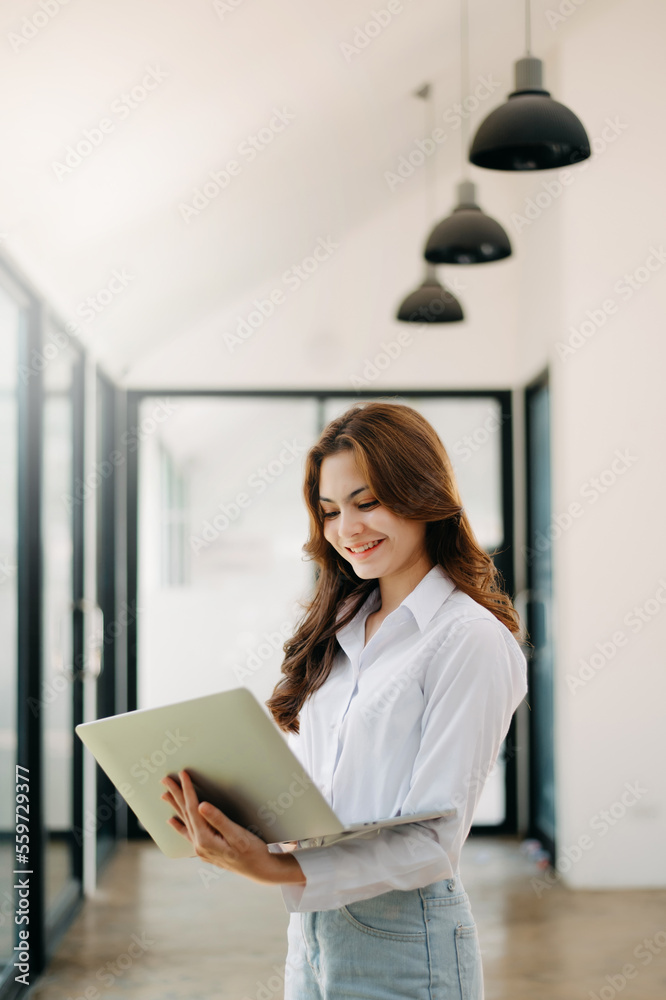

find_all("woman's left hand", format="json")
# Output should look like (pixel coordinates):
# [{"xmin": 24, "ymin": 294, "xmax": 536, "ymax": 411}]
[{"xmin": 160, "ymin": 770, "xmax": 304, "ymax": 886}]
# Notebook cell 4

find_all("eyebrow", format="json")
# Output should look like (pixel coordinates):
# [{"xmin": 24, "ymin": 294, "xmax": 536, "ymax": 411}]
[{"xmin": 318, "ymin": 486, "xmax": 370, "ymax": 503}]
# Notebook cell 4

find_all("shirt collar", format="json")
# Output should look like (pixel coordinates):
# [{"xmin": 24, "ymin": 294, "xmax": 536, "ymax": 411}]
[
  {"xmin": 335, "ymin": 563, "xmax": 457, "ymax": 654},
  {"xmin": 400, "ymin": 563, "xmax": 457, "ymax": 632}
]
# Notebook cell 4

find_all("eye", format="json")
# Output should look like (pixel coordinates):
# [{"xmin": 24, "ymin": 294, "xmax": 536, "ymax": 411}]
[{"xmin": 320, "ymin": 499, "xmax": 378, "ymax": 520}]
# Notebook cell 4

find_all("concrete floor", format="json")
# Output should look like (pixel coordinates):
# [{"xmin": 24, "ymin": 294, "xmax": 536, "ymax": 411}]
[{"xmin": 26, "ymin": 836, "xmax": 666, "ymax": 1000}]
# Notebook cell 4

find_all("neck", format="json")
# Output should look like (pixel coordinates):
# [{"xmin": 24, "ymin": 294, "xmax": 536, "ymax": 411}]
[{"xmin": 376, "ymin": 555, "xmax": 434, "ymax": 615}]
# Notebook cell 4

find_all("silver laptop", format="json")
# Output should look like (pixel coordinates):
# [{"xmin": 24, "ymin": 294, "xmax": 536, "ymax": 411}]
[{"xmin": 75, "ymin": 687, "xmax": 456, "ymax": 858}]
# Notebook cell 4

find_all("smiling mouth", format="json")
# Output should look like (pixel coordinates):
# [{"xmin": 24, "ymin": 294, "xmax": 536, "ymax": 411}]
[{"xmin": 345, "ymin": 539, "xmax": 384, "ymax": 555}]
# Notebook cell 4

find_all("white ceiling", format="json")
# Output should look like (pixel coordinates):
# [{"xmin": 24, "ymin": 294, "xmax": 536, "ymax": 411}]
[{"xmin": 0, "ymin": 0, "xmax": 602, "ymax": 385}]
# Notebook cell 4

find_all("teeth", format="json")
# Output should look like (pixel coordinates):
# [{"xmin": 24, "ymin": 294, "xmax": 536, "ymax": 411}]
[{"xmin": 349, "ymin": 539, "xmax": 382, "ymax": 553}]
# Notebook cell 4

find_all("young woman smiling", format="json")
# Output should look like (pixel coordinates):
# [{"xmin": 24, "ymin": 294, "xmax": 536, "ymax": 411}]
[{"xmin": 164, "ymin": 401, "xmax": 528, "ymax": 999}]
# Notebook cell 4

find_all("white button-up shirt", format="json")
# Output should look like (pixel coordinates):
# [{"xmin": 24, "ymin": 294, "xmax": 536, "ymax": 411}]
[{"xmin": 280, "ymin": 563, "xmax": 528, "ymax": 914}]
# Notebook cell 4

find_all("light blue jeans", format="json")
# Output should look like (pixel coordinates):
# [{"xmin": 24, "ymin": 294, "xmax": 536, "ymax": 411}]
[{"xmin": 284, "ymin": 874, "xmax": 484, "ymax": 999}]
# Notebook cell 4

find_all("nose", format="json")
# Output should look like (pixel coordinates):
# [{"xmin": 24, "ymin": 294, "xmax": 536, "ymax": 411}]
[{"xmin": 336, "ymin": 506, "xmax": 365, "ymax": 543}]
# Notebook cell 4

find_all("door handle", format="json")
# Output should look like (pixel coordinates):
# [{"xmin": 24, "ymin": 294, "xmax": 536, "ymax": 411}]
[{"xmin": 73, "ymin": 599, "xmax": 104, "ymax": 679}]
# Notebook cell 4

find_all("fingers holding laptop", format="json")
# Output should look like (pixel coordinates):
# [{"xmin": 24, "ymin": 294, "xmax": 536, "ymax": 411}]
[
  {"xmin": 159, "ymin": 772, "xmax": 193, "ymax": 841},
  {"xmin": 159, "ymin": 770, "xmax": 305, "ymax": 887},
  {"xmin": 160, "ymin": 770, "xmax": 238, "ymax": 850}
]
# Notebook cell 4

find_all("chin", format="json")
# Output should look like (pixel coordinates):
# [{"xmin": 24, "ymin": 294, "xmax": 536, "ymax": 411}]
[{"xmin": 348, "ymin": 560, "xmax": 383, "ymax": 577}]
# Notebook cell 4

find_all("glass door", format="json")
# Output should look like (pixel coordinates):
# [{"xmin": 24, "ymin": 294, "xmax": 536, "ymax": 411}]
[
  {"xmin": 525, "ymin": 374, "xmax": 555, "ymax": 859},
  {"xmin": 95, "ymin": 373, "xmax": 120, "ymax": 869},
  {"xmin": 41, "ymin": 328, "xmax": 84, "ymax": 933}
]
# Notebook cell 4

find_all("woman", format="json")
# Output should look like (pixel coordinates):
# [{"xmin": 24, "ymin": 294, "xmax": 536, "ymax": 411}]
[{"xmin": 162, "ymin": 400, "xmax": 529, "ymax": 999}]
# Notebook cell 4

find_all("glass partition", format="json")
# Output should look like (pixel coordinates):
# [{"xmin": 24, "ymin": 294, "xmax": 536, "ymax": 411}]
[
  {"xmin": 0, "ymin": 266, "xmax": 89, "ymax": 990},
  {"xmin": 0, "ymin": 285, "xmax": 21, "ymax": 972},
  {"xmin": 137, "ymin": 397, "xmax": 317, "ymax": 714}
]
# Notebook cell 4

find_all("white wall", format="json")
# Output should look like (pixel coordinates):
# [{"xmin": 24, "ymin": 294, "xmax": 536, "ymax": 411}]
[{"xmin": 515, "ymin": 0, "xmax": 666, "ymax": 887}]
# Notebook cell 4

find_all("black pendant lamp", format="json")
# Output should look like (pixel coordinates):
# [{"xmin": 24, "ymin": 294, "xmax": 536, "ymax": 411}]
[
  {"xmin": 425, "ymin": 0, "xmax": 511, "ymax": 264},
  {"xmin": 396, "ymin": 84, "xmax": 464, "ymax": 323},
  {"xmin": 425, "ymin": 180, "xmax": 511, "ymax": 263},
  {"xmin": 469, "ymin": 0, "xmax": 591, "ymax": 171},
  {"xmin": 396, "ymin": 263, "xmax": 464, "ymax": 322}
]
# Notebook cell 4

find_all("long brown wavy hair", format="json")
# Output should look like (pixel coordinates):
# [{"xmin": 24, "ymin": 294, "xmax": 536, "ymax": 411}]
[{"xmin": 265, "ymin": 400, "xmax": 524, "ymax": 734}]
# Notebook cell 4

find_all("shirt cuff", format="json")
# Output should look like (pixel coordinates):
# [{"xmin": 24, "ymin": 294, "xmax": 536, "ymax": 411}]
[
  {"xmin": 279, "ymin": 843, "xmax": 340, "ymax": 913},
  {"xmin": 279, "ymin": 825, "xmax": 453, "ymax": 913}
]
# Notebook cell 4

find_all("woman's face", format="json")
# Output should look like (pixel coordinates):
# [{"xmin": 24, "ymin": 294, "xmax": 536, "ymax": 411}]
[{"xmin": 318, "ymin": 449, "xmax": 430, "ymax": 581}]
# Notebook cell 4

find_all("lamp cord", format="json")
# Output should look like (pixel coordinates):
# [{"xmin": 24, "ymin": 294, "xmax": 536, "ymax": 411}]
[
  {"xmin": 415, "ymin": 82, "xmax": 435, "ymax": 230},
  {"xmin": 525, "ymin": 0, "xmax": 532, "ymax": 55},
  {"xmin": 427, "ymin": 83, "xmax": 435, "ymax": 225},
  {"xmin": 460, "ymin": 0, "xmax": 469, "ymax": 180}
]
